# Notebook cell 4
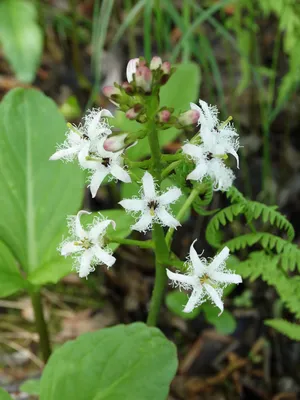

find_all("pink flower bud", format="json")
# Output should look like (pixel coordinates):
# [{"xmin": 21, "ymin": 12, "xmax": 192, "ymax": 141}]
[
  {"xmin": 125, "ymin": 106, "xmax": 140, "ymax": 120},
  {"xmin": 150, "ymin": 56, "xmax": 162, "ymax": 70},
  {"xmin": 135, "ymin": 66, "xmax": 153, "ymax": 92},
  {"xmin": 178, "ymin": 110, "xmax": 200, "ymax": 126},
  {"xmin": 121, "ymin": 81, "xmax": 134, "ymax": 94},
  {"xmin": 158, "ymin": 110, "xmax": 171, "ymax": 123},
  {"xmin": 102, "ymin": 86, "xmax": 121, "ymax": 98},
  {"xmin": 103, "ymin": 133, "xmax": 128, "ymax": 152},
  {"xmin": 161, "ymin": 61, "xmax": 171, "ymax": 75}
]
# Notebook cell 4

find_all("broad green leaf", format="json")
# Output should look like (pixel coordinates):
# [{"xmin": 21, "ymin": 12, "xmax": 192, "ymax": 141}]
[
  {"xmin": 0, "ymin": 89, "xmax": 84, "ymax": 278},
  {"xmin": 28, "ymin": 210, "xmax": 134, "ymax": 285},
  {"xmin": 166, "ymin": 290, "xmax": 201, "ymax": 320},
  {"xmin": 114, "ymin": 63, "xmax": 201, "ymax": 160},
  {"xmin": 202, "ymin": 304, "xmax": 237, "ymax": 335},
  {"xmin": 0, "ymin": 241, "xmax": 26, "ymax": 297},
  {"xmin": 0, "ymin": 0, "xmax": 43, "ymax": 83},
  {"xmin": 0, "ymin": 388, "xmax": 13, "ymax": 400},
  {"xmin": 20, "ymin": 379, "xmax": 40, "ymax": 395},
  {"xmin": 40, "ymin": 323, "xmax": 178, "ymax": 400}
]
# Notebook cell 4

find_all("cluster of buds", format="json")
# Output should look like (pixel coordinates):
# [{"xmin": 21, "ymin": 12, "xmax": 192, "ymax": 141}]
[{"xmin": 103, "ymin": 57, "xmax": 175, "ymax": 123}]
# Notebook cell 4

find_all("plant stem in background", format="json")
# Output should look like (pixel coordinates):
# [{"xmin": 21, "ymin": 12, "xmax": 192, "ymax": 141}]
[
  {"xmin": 109, "ymin": 238, "xmax": 154, "ymax": 248},
  {"xmin": 182, "ymin": 0, "xmax": 191, "ymax": 62},
  {"xmin": 166, "ymin": 186, "xmax": 202, "ymax": 247},
  {"xmin": 143, "ymin": 0, "xmax": 152, "ymax": 62},
  {"xmin": 30, "ymin": 290, "xmax": 51, "ymax": 363}
]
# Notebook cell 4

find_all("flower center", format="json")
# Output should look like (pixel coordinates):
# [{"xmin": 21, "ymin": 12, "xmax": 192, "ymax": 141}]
[
  {"xmin": 82, "ymin": 134, "xmax": 89, "ymax": 140},
  {"xmin": 147, "ymin": 200, "xmax": 158, "ymax": 216},
  {"xmin": 75, "ymin": 238, "xmax": 92, "ymax": 249},
  {"xmin": 199, "ymin": 273, "xmax": 209, "ymax": 285},
  {"xmin": 102, "ymin": 158, "xmax": 110, "ymax": 167}
]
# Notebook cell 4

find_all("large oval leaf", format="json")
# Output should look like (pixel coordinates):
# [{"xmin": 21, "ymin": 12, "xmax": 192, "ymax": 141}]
[
  {"xmin": 0, "ymin": 88, "xmax": 84, "ymax": 276},
  {"xmin": 40, "ymin": 323, "xmax": 178, "ymax": 400},
  {"xmin": 0, "ymin": 241, "xmax": 26, "ymax": 297},
  {"xmin": 0, "ymin": 0, "xmax": 43, "ymax": 83}
]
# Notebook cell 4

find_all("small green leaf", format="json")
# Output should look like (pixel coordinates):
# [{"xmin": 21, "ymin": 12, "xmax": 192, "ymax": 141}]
[
  {"xmin": 0, "ymin": 241, "xmax": 26, "ymax": 297},
  {"xmin": 203, "ymin": 304, "xmax": 237, "ymax": 335},
  {"xmin": 0, "ymin": 388, "xmax": 13, "ymax": 400},
  {"xmin": 265, "ymin": 319, "xmax": 300, "ymax": 341},
  {"xmin": 166, "ymin": 290, "xmax": 201, "ymax": 320},
  {"xmin": 20, "ymin": 379, "xmax": 40, "ymax": 395},
  {"xmin": 40, "ymin": 323, "xmax": 178, "ymax": 400},
  {"xmin": 0, "ymin": 0, "xmax": 43, "ymax": 82}
]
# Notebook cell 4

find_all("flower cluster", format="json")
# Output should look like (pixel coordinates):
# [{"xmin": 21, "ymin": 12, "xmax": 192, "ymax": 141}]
[
  {"xmin": 50, "ymin": 108, "xmax": 131, "ymax": 198},
  {"xmin": 51, "ymin": 57, "xmax": 242, "ymax": 315},
  {"xmin": 167, "ymin": 241, "xmax": 242, "ymax": 314},
  {"xmin": 183, "ymin": 99, "xmax": 240, "ymax": 191}
]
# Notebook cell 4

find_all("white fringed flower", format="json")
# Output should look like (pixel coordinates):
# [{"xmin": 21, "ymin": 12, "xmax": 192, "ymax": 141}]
[
  {"xmin": 50, "ymin": 108, "xmax": 112, "ymax": 163},
  {"xmin": 183, "ymin": 99, "xmax": 240, "ymax": 191},
  {"xmin": 126, "ymin": 58, "xmax": 139, "ymax": 82},
  {"xmin": 60, "ymin": 210, "xmax": 116, "ymax": 278},
  {"xmin": 182, "ymin": 143, "xmax": 235, "ymax": 191},
  {"xmin": 166, "ymin": 241, "xmax": 242, "ymax": 314},
  {"xmin": 79, "ymin": 137, "xmax": 131, "ymax": 198},
  {"xmin": 119, "ymin": 171, "xmax": 182, "ymax": 232}
]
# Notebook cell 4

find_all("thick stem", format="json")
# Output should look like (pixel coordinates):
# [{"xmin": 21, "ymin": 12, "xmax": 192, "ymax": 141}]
[
  {"xmin": 30, "ymin": 291, "xmax": 51, "ymax": 363},
  {"xmin": 147, "ymin": 224, "xmax": 169, "ymax": 326}
]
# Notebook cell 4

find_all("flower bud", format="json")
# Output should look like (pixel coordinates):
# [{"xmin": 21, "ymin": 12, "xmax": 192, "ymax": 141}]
[
  {"xmin": 161, "ymin": 61, "xmax": 171, "ymax": 75},
  {"xmin": 121, "ymin": 81, "xmax": 134, "ymax": 95},
  {"xmin": 102, "ymin": 86, "xmax": 121, "ymax": 98},
  {"xmin": 150, "ymin": 56, "xmax": 162, "ymax": 70},
  {"xmin": 125, "ymin": 104, "xmax": 143, "ymax": 120},
  {"xmin": 126, "ymin": 58, "xmax": 139, "ymax": 82},
  {"xmin": 135, "ymin": 66, "xmax": 153, "ymax": 92},
  {"xmin": 103, "ymin": 133, "xmax": 128, "ymax": 152},
  {"xmin": 158, "ymin": 109, "xmax": 171, "ymax": 123},
  {"xmin": 178, "ymin": 110, "xmax": 200, "ymax": 126}
]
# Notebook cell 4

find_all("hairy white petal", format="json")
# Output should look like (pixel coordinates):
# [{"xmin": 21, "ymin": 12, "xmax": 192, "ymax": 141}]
[
  {"xmin": 99, "ymin": 108, "xmax": 113, "ymax": 119},
  {"xmin": 49, "ymin": 146, "xmax": 80, "ymax": 161},
  {"xmin": 182, "ymin": 143, "xmax": 202, "ymax": 160},
  {"xmin": 78, "ymin": 249, "xmax": 94, "ymax": 278},
  {"xmin": 89, "ymin": 220, "xmax": 115, "ymax": 242},
  {"xmin": 126, "ymin": 58, "xmax": 139, "ymax": 82},
  {"xmin": 132, "ymin": 211, "xmax": 153, "ymax": 232},
  {"xmin": 156, "ymin": 207, "xmax": 180, "ymax": 228},
  {"xmin": 183, "ymin": 288, "xmax": 202, "ymax": 313},
  {"xmin": 189, "ymin": 240, "xmax": 206, "ymax": 275},
  {"xmin": 87, "ymin": 110, "xmax": 101, "ymax": 139},
  {"xmin": 93, "ymin": 245, "xmax": 116, "ymax": 267},
  {"xmin": 89, "ymin": 166, "xmax": 109, "ymax": 198},
  {"xmin": 199, "ymin": 99, "xmax": 219, "ymax": 129},
  {"xmin": 187, "ymin": 162, "xmax": 208, "ymax": 181},
  {"xmin": 142, "ymin": 171, "xmax": 156, "ymax": 199},
  {"xmin": 204, "ymin": 283, "xmax": 224, "ymax": 315},
  {"xmin": 166, "ymin": 269, "xmax": 195, "ymax": 288},
  {"xmin": 208, "ymin": 158, "xmax": 234, "ymax": 191},
  {"xmin": 119, "ymin": 199, "xmax": 144, "ymax": 212},
  {"xmin": 209, "ymin": 247, "xmax": 230, "ymax": 272},
  {"xmin": 75, "ymin": 210, "xmax": 91, "ymax": 238},
  {"xmin": 78, "ymin": 142, "xmax": 96, "ymax": 169},
  {"xmin": 158, "ymin": 187, "xmax": 181, "ymax": 205},
  {"xmin": 210, "ymin": 271, "xmax": 242, "ymax": 284},
  {"xmin": 61, "ymin": 241, "xmax": 82, "ymax": 256},
  {"xmin": 110, "ymin": 164, "xmax": 131, "ymax": 183}
]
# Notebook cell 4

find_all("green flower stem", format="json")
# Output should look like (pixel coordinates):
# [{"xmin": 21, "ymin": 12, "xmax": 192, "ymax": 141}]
[
  {"xmin": 146, "ymin": 100, "xmax": 171, "ymax": 326},
  {"xmin": 30, "ymin": 290, "xmax": 51, "ymax": 363},
  {"xmin": 166, "ymin": 186, "xmax": 204, "ymax": 247},
  {"xmin": 161, "ymin": 153, "xmax": 182, "ymax": 162},
  {"xmin": 109, "ymin": 237, "xmax": 154, "ymax": 249},
  {"xmin": 125, "ymin": 159, "xmax": 152, "ymax": 169},
  {"xmin": 147, "ymin": 224, "xmax": 170, "ymax": 326},
  {"xmin": 161, "ymin": 159, "xmax": 183, "ymax": 179}
]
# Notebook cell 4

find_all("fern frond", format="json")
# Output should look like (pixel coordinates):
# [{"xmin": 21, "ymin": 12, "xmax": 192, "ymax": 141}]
[
  {"xmin": 226, "ymin": 186, "xmax": 247, "ymax": 204},
  {"xmin": 246, "ymin": 202, "xmax": 295, "ymax": 241},
  {"xmin": 265, "ymin": 319, "xmax": 300, "ymax": 341},
  {"xmin": 206, "ymin": 203, "xmax": 245, "ymax": 247},
  {"xmin": 224, "ymin": 233, "xmax": 288, "ymax": 253}
]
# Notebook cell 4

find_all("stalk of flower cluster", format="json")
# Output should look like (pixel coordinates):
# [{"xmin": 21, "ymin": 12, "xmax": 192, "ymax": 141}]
[
  {"xmin": 30, "ymin": 290, "xmax": 51, "ymax": 362},
  {"xmin": 145, "ymin": 97, "xmax": 171, "ymax": 327}
]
